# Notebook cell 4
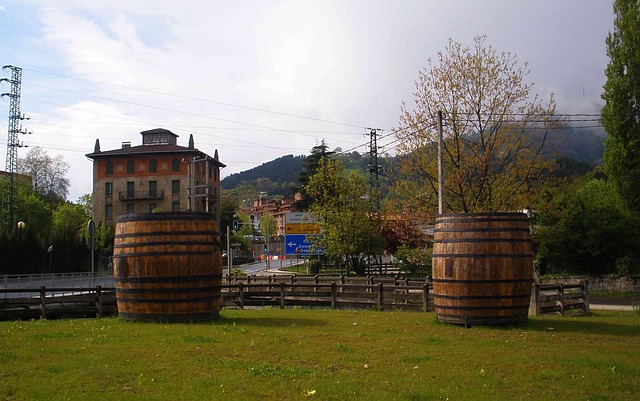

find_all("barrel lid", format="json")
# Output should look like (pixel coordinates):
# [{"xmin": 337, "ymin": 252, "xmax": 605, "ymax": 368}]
[
  {"xmin": 116, "ymin": 211, "xmax": 215, "ymax": 223},
  {"xmin": 436, "ymin": 212, "xmax": 527, "ymax": 217}
]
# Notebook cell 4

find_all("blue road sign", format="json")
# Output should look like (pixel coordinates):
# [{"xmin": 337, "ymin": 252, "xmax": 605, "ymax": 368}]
[{"xmin": 285, "ymin": 234, "xmax": 324, "ymax": 255}]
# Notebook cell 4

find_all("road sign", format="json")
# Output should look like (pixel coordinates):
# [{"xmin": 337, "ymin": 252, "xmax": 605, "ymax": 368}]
[
  {"xmin": 285, "ymin": 212, "xmax": 317, "ymax": 225},
  {"xmin": 285, "ymin": 234, "xmax": 324, "ymax": 255},
  {"xmin": 285, "ymin": 223, "xmax": 321, "ymax": 234}
]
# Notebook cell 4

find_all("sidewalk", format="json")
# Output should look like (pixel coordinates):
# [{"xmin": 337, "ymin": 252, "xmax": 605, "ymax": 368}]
[{"xmin": 589, "ymin": 304, "xmax": 635, "ymax": 311}]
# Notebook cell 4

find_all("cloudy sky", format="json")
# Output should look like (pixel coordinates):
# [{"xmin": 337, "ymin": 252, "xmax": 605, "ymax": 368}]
[{"xmin": 1, "ymin": 0, "xmax": 614, "ymax": 201}]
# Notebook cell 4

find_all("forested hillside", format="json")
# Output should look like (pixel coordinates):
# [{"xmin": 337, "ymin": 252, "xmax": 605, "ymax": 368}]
[
  {"xmin": 221, "ymin": 155, "xmax": 305, "ymax": 196},
  {"xmin": 221, "ymin": 128, "xmax": 605, "ymax": 195}
]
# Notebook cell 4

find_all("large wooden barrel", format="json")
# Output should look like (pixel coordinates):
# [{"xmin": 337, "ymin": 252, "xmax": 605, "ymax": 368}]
[
  {"xmin": 112, "ymin": 212, "xmax": 222, "ymax": 322},
  {"xmin": 432, "ymin": 213, "xmax": 533, "ymax": 326}
]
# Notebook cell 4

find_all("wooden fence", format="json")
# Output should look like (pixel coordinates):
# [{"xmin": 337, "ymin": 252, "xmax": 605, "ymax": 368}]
[
  {"xmin": 225, "ymin": 274, "xmax": 430, "ymax": 288},
  {"xmin": 529, "ymin": 282, "xmax": 590, "ymax": 316},
  {"xmin": 223, "ymin": 281, "xmax": 431, "ymax": 311},
  {"xmin": 0, "ymin": 286, "xmax": 117, "ymax": 320},
  {"xmin": 0, "ymin": 276, "xmax": 433, "ymax": 320},
  {"xmin": 0, "ymin": 277, "xmax": 592, "ymax": 321}
]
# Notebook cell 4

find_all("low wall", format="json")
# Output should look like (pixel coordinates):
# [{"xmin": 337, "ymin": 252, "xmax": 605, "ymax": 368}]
[{"xmin": 539, "ymin": 276, "xmax": 640, "ymax": 292}]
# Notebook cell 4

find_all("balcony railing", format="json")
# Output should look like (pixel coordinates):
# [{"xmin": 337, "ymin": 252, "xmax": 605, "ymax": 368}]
[{"xmin": 118, "ymin": 190, "xmax": 164, "ymax": 201}]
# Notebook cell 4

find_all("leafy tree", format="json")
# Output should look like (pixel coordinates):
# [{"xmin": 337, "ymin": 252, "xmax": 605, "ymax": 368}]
[
  {"xmin": 394, "ymin": 36, "xmax": 562, "ymax": 215},
  {"xmin": 601, "ymin": 0, "xmax": 640, "ymax": 214},
  {"xmin": 49, "ymin": 225, "xmax": 90, "ymax": 273},
  {"xmin": 220, "ymin": 190, "xmax": 238, "ymax": 232},
  {"xmin": 294, "ymin": 140, "xmax": 335, "ymax": 211},
  {"xmin": 394, "ymin": 245, "xmax": 432, "ymax": 277},
  {"xmin": 18, "ymin": 147, "xmax": 70, "ymax": 205},
  {"xmin": 95, "ymin": 221, "xmax": 115, "ymax": 271},
  {"xmin": 16, "ymin": 187, "xmax": 53, "ymax": 239},
  {"xmin": 0, "ymin": 224, "xmax": 45, "ymax": 274},
  {"xmin": 307, "ymin": 159, "xmax": 384, "ymax": 275},
  {"xmin": 232, "ymin": 212, "xmax": 254, "ymax": 236},
  {"xmin": 77, "ymin": 194, "xmax": 93, "ymax": 219},
  {"xmin": 381, "ymin": 217, "xmax": 430, "ymax": 255},
  {"xmin": 534, "ymin": 178, "xmax": 640, "ymax": 276},
  {"xmin": 51, "ymin": 202, "xmax": 89, "ymax": 235},
  {"xmin": 260, "ymin": 212, "xmax": 277, "ymax": 239}
]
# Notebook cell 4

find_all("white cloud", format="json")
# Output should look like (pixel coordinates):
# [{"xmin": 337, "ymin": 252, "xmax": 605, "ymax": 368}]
[{"xmin": 0, "ymin": 0, "xmax": 615, "ymax": 201}]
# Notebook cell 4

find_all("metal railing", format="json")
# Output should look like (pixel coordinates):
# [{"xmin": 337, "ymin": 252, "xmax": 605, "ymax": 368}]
[{"xmin": 1, "ymin": 272, "xmax": 115, "ymax": 298}]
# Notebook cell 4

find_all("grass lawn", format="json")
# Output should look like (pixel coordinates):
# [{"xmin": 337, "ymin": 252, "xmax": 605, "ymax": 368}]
[
  {"xmin": 590, "ymin": 290, "xmax": 640, "ymax": 306},
  {"xmin": 1, "ymin": 308, "xmax": 638, "ymax": 400}
]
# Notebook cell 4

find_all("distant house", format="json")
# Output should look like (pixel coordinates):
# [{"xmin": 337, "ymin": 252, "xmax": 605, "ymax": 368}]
[
  {"xmin": 85, "ymin": 128, "xmax": 225, "ymax": 227},
  {"xmin": 239, "ymin": 194, "xmax": 298, "ymax": 237}
]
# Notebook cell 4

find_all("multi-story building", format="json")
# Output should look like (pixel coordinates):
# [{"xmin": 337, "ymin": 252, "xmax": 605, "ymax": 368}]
[
  {"xmin": 238, "ymin": 194, "xmax": 298, "ymax": 237},
  {"xmin": 86, "ymin": 128, "xmax": 225, "ymax": 227}
]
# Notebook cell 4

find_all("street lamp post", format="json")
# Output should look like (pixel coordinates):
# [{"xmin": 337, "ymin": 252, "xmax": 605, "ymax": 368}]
[
  {"xmin": 88, "ymin": 220, "xmax": 95, "ymax": 285},
  {"xmin": 17, "ymin": 221, "xmax": 25, "ymax": 239},
  {"xmin": 47, "ymin": 245, "xmax": 53, "ymax": 273}
]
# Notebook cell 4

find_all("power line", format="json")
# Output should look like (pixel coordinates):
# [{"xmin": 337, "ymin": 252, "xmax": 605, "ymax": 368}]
[
  {"xmin": 31, "ymin": 117, "xmax": 365, "ymax": 134},
  {"xmin": 22, "ymin": 93, "xmax": 361, "ymax": 144},
  {"xmin": 23, "ymin": 68, "xmax": 366, "ymax": 129},
  {"xmin": 21, "ymin": 97, "xmax": 321, "ymax": 153}
]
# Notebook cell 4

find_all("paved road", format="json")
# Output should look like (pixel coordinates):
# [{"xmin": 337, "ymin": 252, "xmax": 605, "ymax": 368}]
[{"xmin": 227, "ymin": 258, "xmax": 300, "ymax": 276}]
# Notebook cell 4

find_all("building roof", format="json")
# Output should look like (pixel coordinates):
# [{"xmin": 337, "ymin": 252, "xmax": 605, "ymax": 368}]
[
  {"xmin": 140, "ymin": 128, "xmax": 178, "ymax": 137},
  {"xmin": 85, "ymin": 130, "xmax": 226, "ymax": 168}
]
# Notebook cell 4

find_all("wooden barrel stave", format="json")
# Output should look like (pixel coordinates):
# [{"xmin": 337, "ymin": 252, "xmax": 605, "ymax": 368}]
[
  {"xmin": 432, "ymin": 213, "xmax": 533, "ymax": 325},
  {"xmin": 113, "ymin": 212, "xmax": 222, "ymax": 322}
]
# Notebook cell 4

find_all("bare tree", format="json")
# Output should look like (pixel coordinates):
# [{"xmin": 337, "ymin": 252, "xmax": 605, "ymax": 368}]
[{"xmin": 18, "ymin": 147, "xmax": 70, "ymax": 205}]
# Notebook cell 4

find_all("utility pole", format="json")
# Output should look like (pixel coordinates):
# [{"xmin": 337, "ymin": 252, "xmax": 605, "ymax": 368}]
[
  {"xmin": 367, "ymin": 128, "xmax": 382, "ymax": 215},
  {"xmin": 367, "ymin": 128, "xmax": 382, "ymax": 271},
  {"xmin": 437, "ymin": 110, "xmax": 444, "ymax": 215},
  {"xmin": 1, "ymin": 65, "xmax": 29, "ymax": 234}
]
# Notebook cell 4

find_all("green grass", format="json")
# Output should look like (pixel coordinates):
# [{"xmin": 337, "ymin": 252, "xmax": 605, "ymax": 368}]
[
  {"xmin": 590, "ymin": 290, "xmax": 639, "ymax": 301},
  {"xmin": 1, "ymin": 309, "xmax": 639, "ymax": 400}
]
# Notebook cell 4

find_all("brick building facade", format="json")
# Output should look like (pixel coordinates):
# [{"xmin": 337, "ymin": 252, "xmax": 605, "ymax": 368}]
[{"xmin": 86, "ymin": 128, "xmax": 225, "ymax": 226}]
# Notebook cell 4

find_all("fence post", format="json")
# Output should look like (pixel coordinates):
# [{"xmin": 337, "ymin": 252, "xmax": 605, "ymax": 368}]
[
  {"xmin": 40, "ymin": 286, "xmax": 47, "ymax": 319},
  {"xmin": 529, "ymin": 283, "xmax": 539, "ymax": 316},
  {"xmin": 340, "ymin": 275, "xmax": 345, "ymax": 292},
  {"xmin": 314, "ymin": 275, "xmax": 319, "ymax": 292},
  {"xmin": 377, "ymin": 283, "xmax": 383, "ymax": 310},
  {"xmin": 422, "ymin": 283, "xmax": 429, "ymax": 312},
  {"xmin": 96, "ymin": 285, "xmax": 103, "ymax": 318},
  {"xmin": 239, "ymin": 283, "xmax": 244, "ymax": 309},
  {"xmin": 582, "ymin": 279, "xmax": 590, "ymax": 315},
  {"xmin": 559, "ymin": 285, "xmax": 565, "ymax": 316},
  {"xmin": 331, "ymin": 282, "xmax": 337, "ymax": 309},
  {"xmin": 404, "ymin": 278, "xmax": 409, "ymax": 303},
  {"xmin": 280, "ymin": 281, "xmax": 285, "ymax": 309}
]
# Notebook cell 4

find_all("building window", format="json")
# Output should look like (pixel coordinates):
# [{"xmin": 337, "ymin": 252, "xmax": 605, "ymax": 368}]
[
  {"xmin": 149, "ymin": 159, "xmax": 157, "ymax": 173},
  {"xmin": 172, "ymin": 202, "xmax": 180, "ymax": 212},
  {"xmin": 127, "ymin": 203, "xmax": 135, "ymax": 214},
  {"xmin": 105, "ymin": 182, "xmax": 113, "ymax": 196},
  {"xmin": 149, "ymin": 181, "xmax": 157, "ymax": 197},
  {"xmin": 126, "ymin": 181, "xmax": 134, "ymax": 198},
  {"xmin": 106, "ymin": 161, "xmax": 113, "ymax": 175},
  {"xmin": 105, "ymin": 205, "xmax": 113, "ymax": 219},
  {"xmin": 172, "ymin": 158, "xmax": 180, "ymax": 172},
  {"xmin": 172, "ymin": 180, "xmax": 180, "ymax": 194},
  {"xmin": 149, "ymin": 203, "xmax": 157, "ymax": 212},
  {"xmin": 127, "ymin": 160, "xmax": 135, "ymax": 174}
]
